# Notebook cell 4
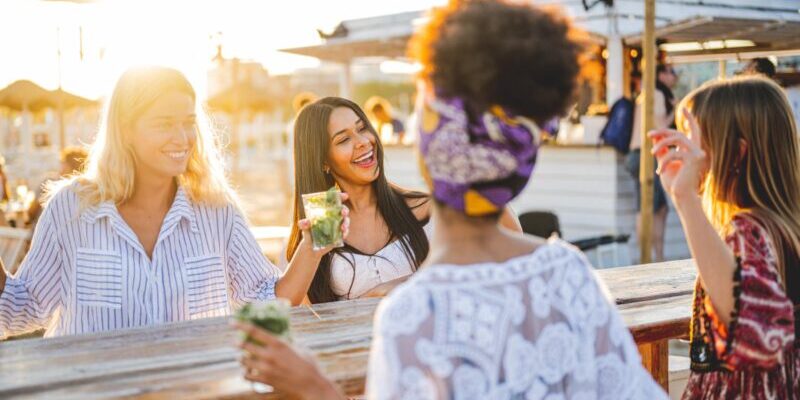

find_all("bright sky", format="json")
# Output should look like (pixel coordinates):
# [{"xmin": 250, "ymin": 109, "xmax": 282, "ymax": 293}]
[{"xmin": 1, "ymin": 0, "xmax": 446, "ymax": 100}]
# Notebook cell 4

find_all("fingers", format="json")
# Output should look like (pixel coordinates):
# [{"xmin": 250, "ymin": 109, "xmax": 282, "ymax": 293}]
[
  {"xmin": 340, "ymin": 192, "xmax": 349, "ymax": 202},
  {"xmin": 648, "ymin": 128, "xmax": 685, "ymax": 144},
  {"xmin": 682, "ymin": 108, "xmax": 700, "ymax": 131},
  {"xmin": 240, "ymin": 340, "xmax": 278, "ymax": 364},
  {"xmin": 341, "ymin": 206, "xmax": 350, "ymax": 238},
  {"xmin": 234, "ymin": 321, "xmax": 283, "ymax": 348},
  {"xmin": 655, "ymin": 151, "xmax": 685, "ymax": 175},
  {"xmin": 682, "ymin": 108, "xmax": 703, "ymax": 145},
  {"xmin": 298, "ymin": 219, "xmax": 312, "ymax": 243},
  {"xmin": 650, "ymin": 136, "xmax": 685, "ymax": 157},
  {"xmin": 244, "ymin": 370, "xmax": 268, "ymax": 385},
  {"xmin": 241, "ymin": 352, "xmax": 270, "ymax": 372},
  {"xmin": 234, "ymin": 323, "xmax": 287, "ymax": 385},
  {"xmin": 650, "ymin": 132, "xmax": 692, "ymax": 155},
  {"xmin": 241, "ymin": 357, "xmax": 279, "ymax": 386}
]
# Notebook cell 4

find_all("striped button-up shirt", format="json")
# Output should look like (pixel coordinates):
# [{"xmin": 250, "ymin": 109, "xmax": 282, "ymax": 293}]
[{"xmin": 0, "ymin": 184, "xmax": 279, "ymax": 338}]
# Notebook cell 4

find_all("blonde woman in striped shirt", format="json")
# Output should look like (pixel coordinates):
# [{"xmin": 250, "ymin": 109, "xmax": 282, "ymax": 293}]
[{"xmin": 0, "ymin": 66, "xmax": 340, "ymax": 338}]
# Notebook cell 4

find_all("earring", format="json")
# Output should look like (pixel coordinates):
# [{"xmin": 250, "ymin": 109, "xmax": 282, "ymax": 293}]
[{"xmin": 324, "ymin": 167, "xmax": 330, "ymax": 174}]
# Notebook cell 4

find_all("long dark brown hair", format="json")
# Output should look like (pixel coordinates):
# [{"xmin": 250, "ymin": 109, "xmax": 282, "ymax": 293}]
[{"xmin": 285, "ymin": 97, "xmax": 429, "ymax": 303}]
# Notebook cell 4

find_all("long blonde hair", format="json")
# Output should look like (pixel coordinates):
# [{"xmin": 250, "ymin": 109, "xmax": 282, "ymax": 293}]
[
  {"xmin": 679, "ymin": 76, "xmax": 800, "ymax": 284},
  {"xmin": 46, "ymin": 66, "xmax": 237, "ymax": 208}
]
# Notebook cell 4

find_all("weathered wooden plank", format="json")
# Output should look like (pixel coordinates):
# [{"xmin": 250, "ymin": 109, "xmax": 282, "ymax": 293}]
[
  {"xmin": 600, "ymin": 259, "xmax": 696, "ymax": 304},
  {"xmin": 0, "ymin": 299, "xmax": 380, "ymax": 398},
  {"xmin": 0, "ymin": 262, "xmax": 696, "ymax": 399},
  {"xmin": 620, "ymin": 294, "xmax": 692, "ymax": 343}
]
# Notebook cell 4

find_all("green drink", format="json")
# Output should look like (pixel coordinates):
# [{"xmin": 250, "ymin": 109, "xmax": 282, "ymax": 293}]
[
  {"xmin": 235, "ymin": 299, "xmax": 292, "ymax": 342},
  {"xmin": 302, "ymin": 187, "xmax": 344, "ymax": 250}
]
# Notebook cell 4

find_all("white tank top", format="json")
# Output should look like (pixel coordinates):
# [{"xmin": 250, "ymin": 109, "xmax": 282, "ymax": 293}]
[{"xmin": 330, "ymin": 222, "xmax": 433, "ymax": 300}]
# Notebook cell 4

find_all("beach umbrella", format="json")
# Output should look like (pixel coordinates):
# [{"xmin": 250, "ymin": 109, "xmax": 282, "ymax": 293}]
[
  {"xmin": 0, "ymin": 80, "xmax": 98, "ymax": 150},
  {"xmin": 206, "ymin": 83, "xmax": 274, "ymax": 113},
  {"xmin": 0, "ymin": 80, "xmax": 54, "ymax": 112}
]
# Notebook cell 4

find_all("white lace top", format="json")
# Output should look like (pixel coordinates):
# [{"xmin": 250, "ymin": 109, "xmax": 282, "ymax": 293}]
[
  {"xmin": 365, "ymin": 239, "xmax": 668, "ymax": 400},
  {"xmin": 330, "ymin": 222, "xmax": 433, "ymax": 300}
]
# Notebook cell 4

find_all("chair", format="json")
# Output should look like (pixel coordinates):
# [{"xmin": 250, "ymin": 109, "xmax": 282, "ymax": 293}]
[
  {"xmin": 518, "ymin": 211, "xmax": 561, "ymax": 239},
  {"xmin": 0, "ymin": 227, "xmax": 33, "ymax": 274},
  {"xmin": 518, "ymin": 211, "xmax": 630, "ymax": 268}
]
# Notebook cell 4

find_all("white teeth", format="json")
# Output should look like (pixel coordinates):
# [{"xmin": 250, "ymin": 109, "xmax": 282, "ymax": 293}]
[
  {"xmin": 354, "ymin": 150, "xmax": 373, "ymax": 163},
  {"xmin": 167, "ymin": 151, "xmax": 187, "ymax": 159}
]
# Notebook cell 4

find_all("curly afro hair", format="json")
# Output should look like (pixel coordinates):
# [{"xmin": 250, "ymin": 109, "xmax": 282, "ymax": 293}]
[{"xmin": 410, "ymin": 0, "xmax": 586, "ymax": 123}]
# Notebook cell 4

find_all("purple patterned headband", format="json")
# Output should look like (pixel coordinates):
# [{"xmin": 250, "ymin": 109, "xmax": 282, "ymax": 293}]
[{"xmin": 416, "ymin": 90, "xmax": 541, "ymax": 216}]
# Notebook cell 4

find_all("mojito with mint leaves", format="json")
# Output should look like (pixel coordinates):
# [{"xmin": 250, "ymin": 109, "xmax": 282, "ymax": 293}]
[
  {"xmin": 235, "ymin": 299, "xmax": 292, "ymax": 342},
  {"xmin": 302, "ymin": 187, "xmax": 344, "ymax": 250}
]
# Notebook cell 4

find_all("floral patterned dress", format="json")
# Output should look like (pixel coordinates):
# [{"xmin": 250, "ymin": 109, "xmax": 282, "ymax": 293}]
[
  {"xmin": 683, "ymin": 215, "xmax": 799, "ymax": 399},
  {"xmin": 365, "ymin": 239, "xmax": 667, "ymax": 400}
]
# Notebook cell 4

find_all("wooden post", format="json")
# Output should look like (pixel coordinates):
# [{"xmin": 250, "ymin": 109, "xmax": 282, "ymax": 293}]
[
  {"xmin": 718, "ymin": 59, "xmax": 727, "ymax": 79},
  {"xmin": 639, "ymin": 0, "xmax": 656, "ymax": 264},
  {"xmin": 638, "ymin": 340, "xmax": 670, "ymax": 392}
]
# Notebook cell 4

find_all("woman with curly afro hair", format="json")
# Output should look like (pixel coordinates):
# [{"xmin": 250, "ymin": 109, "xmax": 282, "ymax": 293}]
[{"xmin": 233, "ymin": 2, "xmax": 668, "ymax": 399}]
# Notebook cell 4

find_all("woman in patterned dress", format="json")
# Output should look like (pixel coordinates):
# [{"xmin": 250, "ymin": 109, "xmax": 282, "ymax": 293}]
[
  {"xmin": 650, "ymin": 76, "xmax": 800, "ymax": 399},
  {"xmin": 232, "ymin": 1, "xmax": 669, "ymax": 399}
]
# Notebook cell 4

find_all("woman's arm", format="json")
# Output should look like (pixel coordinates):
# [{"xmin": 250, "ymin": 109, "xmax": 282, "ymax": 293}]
[
  {"xmin": 275, "ymin": 220, "xmax": 333, "ymax": 305},
  {"xmin": 0, "ymin": 202, "xmax": 65, "ymax": 339},
  {"xmin": 276, "ymin": 205, "xmax": 350, "ymax": 306},
  {"xmin": 671, "ymin": 194, "xmax": 737, "ymax": 325},
  {"xmin": 650, "ymin": 112, "xmax": 737, "ymax": 324}
]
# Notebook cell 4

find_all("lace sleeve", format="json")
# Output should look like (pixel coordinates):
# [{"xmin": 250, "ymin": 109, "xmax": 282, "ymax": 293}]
[
  {"xmin": 366, "ymin": 284, "xmax": 437, "ymax": 400},
  {"xmin": 571, "ymin": 251, "xmax": 669, "ymax": 400},
  {"xmin": 366, "ymin": 243, "xmax": 668, "ymax": 400}
]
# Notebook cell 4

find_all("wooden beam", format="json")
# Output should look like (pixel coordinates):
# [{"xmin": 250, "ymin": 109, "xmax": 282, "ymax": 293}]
[
  {"xmin": 639, "ymin": 0, "xmax": 657, "ymax": 264},
  {"xmin": 667, "ymin": 47, "xmax": 800, "ymax": 63},
  {"xmin": 624, "ymin": 16, "xmax": 713, "ymax": 45},
  {"xmin": 721, "ymin": 20, "xmax": 786, "ymax": 41}
]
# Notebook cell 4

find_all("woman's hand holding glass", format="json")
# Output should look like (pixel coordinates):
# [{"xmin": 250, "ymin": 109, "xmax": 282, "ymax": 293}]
[
  {"xmin": 298, "ymin": 192, "xmax": 350, "ymax": 260},
  {"xmin": 234, "ymin": 321, "xmax": 343, "ymax": 399}
]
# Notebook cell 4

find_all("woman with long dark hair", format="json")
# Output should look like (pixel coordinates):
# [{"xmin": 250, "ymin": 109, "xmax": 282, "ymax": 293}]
[{"xmin": 280, "ymin": 96, "xmax": 522, "ymax": 305}]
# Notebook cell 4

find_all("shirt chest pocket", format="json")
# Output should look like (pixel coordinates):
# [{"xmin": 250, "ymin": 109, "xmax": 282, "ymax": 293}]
[
  {"xmin": 184, "ymin": 253, "xmax": 229, "ymax": 318},
  {"xmin": 75, "ymin": 247, "xmax": 124, "ymax": 309}
]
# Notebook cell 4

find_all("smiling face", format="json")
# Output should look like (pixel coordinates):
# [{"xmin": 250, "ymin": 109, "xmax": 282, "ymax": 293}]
[
  {"xmin": 326, "ymin": 106, "xmax": 380, "ymax": 187},
  {"xmin": 129, "ymin": 91, "xmax": 197, "ymax": 182}
]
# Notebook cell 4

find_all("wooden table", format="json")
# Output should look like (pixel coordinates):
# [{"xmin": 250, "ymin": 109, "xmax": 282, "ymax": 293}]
[
  {"xmin": 0, "ymin": 260, "xmax": 696, "ymax": 399},
  {"xmin": 603, "ymin": 260, "xmax": 696, "ymax": 390}
]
